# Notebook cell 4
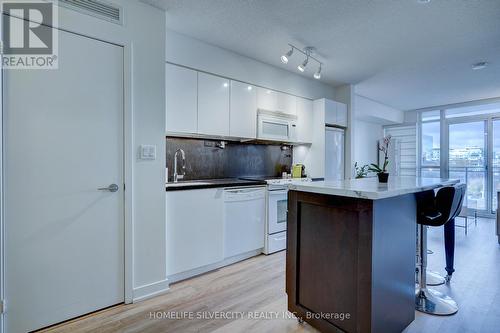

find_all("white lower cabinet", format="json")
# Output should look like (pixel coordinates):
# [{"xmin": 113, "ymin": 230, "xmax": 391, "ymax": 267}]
[
  {"xmin": 166, "ymin": 188, "xmax": 224, "ymax": 277},
  {"xmin": 166, "ymin": 186, "xmax": 266, "ymax": 282}
]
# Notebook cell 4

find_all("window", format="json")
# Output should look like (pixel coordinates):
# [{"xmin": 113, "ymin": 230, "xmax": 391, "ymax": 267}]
[
  {"xmin": 421, "ymin": 122, "xmax": 440, "ymax": 167},
  {"xmin": 384, "ymin": 125, "xmax": 417, "ymax": 177},
  {"xmin": 445, "ymin": 102, "xmax": 500, "ymax": 119},
  {"xmin": 420, "ymin": 111, "xmax": 441, "ymax": 178}
]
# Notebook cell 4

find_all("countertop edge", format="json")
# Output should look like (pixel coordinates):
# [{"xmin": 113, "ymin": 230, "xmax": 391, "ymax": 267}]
[
  {"xmin": 166, "ymin": 180, "xmax": 267, "ymax": 191},
  {"xmin": 288, "ymin": 179, "xmax": 460, "ymax": 200}
]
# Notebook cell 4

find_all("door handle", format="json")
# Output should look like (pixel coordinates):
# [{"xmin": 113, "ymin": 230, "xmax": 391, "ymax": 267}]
[{"xmin": 98, "ymin": 184, "xmax": 119, "ymax": 192}]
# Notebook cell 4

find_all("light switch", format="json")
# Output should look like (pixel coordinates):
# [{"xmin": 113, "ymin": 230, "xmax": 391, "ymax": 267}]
[{"xmin": 140, "ymin": 145, "xmax": 156, "ymax": 160}]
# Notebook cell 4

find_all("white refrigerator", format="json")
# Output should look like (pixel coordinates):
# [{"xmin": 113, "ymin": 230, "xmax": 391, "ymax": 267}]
[{"xmin": 325, "ymin": 126, "xmax": 345, "ymax": 181}]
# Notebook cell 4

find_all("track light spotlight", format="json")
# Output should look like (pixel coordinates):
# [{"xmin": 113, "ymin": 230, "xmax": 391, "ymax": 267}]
[
  {"xmin": 281, "ymin": 48, "xmax": 293, "ymax": 64},
  {"xmin": 314, "ymin": 65, "xmax": 322, "ymax": 79},
  {"xmin": 281, "ymin": 44, "xmax": 323, "ymax": 79},
  {"xmin": 298, "ymin": 57, "xmax": 308, "ymax": 72}
]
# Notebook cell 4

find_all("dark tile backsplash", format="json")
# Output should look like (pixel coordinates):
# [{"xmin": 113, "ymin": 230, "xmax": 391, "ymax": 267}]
[{"xmin": 166, "ymin": 137, "xmax": 293, "ymax": 181}]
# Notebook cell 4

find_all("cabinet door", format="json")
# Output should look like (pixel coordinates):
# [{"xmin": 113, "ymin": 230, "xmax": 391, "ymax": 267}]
[
  {"xmin": 324, "ymin": 98, "xmax": 337, "ymax": 125},
  {"xmin": 296, "ymin": 97, "xmax": 313, "ymax": 143},
  {"xmin": 276, "ymin": 91, "xmax": 296, "ymax": 115},
  {"xmin": 166, "ymin": 188, "xmax": 224, "ymax": 276},
  {"xmin": 256, "ymin": 87, "xmax": 277, "ymax": 111},
  {"xmin": 198, "ymin": 72, "xmax": 230, "ymax": 136},
  {"xmin": 336, "ymin": 102, "xmax": 348, "ymax": 127},
  {"xmin": 166, "ymin": 64, "xmax": 197, "ymax": 133},
  {"xmin": 230, "ymin": 81, "xmax": 257, "ymax": 138}
]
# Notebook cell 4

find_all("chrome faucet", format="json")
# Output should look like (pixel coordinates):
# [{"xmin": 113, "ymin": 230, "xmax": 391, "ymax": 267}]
[{"xmin": 173, "ymin": 148, "xmax": 186, "ymax": 183}]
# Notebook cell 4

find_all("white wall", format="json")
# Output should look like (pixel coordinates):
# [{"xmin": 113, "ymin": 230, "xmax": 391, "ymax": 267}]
[
  {"xmin": 354, "ymin": 121, "xmax": 383, "ymax": 166},
  {"xmin": 31, "ymin": 1, "xmax": 168, "ymax": 301},
  {"xmin": 355, "ymin": 94, "xmax": 404, "ymax": 124},
  {"xmin": 166, "ymin": 29, "xmax": 336, "ymax": 100},
  {"xmin": 351, "ymin": 94, "xmax": 404, "ymax": 174},
  {"xmin": 336, "ymin": 85, "xmax": 356, "ymax": 178}
]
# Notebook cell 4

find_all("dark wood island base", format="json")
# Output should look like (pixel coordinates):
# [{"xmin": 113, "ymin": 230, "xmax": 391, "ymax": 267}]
[{"xmin": 286, "ymin": 190, "xmax": 418, "ymax": 333}]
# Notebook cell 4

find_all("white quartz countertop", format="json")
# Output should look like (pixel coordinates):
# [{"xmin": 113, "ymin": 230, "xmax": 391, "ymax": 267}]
[{"xmin": 288, "ymin": 177, "xmax": 460, "ymax": 200}]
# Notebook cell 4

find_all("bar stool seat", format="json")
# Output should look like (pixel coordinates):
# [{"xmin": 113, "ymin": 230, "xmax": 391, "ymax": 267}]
[{"xmin": 415, "ymin": 183, "xmax": 466, "ymax": 316}]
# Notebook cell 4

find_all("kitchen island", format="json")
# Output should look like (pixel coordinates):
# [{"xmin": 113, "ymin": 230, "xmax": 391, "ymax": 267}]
[{"xmin": 286, "ymin": 177, "xmax": 459, "ymax": 333}]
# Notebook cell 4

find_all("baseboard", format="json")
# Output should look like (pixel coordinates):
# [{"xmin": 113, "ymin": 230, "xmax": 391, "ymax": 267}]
[
  {"xmin": 132, "ymin": 278, "xmax": 169, "ymax": 303},
  {"xmin": 168, "ymin": 249, "xmax": 263, "ymax": 284}
]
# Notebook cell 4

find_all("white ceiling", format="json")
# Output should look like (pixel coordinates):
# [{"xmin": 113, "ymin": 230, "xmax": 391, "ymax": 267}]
[{"xmin": 145, "ymin": 0, "xmax": 500, "ymax": 111}]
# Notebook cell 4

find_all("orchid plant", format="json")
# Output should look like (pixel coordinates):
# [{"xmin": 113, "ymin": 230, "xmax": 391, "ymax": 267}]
[
  {"xmin": 354, "ymin": 162, "xmax": 369, "ymax": 179},
  {"xmin": 368, "ymin": 135, "xmax": 392, "ymax": 174}
]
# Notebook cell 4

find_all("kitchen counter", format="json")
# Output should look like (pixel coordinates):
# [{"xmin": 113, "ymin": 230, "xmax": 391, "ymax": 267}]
[
  {"xmin": 166, "ymin": 178, "xmax": 266, "ymax": 191},
  {"xmin": 288, "ymin": 176, "xmax": 459, "ymax": 200},
  {"xmin": 286, "ymin": 177, "xmax": 460, "ymax": 333}
]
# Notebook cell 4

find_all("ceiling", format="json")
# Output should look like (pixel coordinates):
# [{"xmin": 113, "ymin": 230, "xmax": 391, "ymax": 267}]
[{"xmin": 145, "ymin": 0, "xmax": 500, "ymax": 111}]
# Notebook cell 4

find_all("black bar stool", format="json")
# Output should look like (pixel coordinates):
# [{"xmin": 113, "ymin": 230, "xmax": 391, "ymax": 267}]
[{"xmin": 415, "ymin": 183, "xmax": 466, "ymax": 315}]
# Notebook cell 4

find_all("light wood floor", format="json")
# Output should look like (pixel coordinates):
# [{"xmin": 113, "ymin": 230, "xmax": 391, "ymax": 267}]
[{"xmin": 42, "ymin": 218, "xmax": 500, "ymax": 333}]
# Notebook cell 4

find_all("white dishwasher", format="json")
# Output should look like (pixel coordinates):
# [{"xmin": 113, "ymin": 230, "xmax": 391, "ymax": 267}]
[{"xmin": 224, "ymin": 187, "xmax": 266, "ymax": 258}]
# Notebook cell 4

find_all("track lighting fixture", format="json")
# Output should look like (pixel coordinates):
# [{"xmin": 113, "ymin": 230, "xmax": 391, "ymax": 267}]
[
  {"xmin": 280, "ymin": 44, "xmax": 323, "ymax": 79},
  {"xmin": 298, "ymin": 57, "xmax": 308, "ymax": 72},
  {"xmin": 281, "ymin": 48, "xmax": 293, "ymax": 64},
  {"xmin": 314, "ymin": 65, "xmax": 322, "ymax": 79}
]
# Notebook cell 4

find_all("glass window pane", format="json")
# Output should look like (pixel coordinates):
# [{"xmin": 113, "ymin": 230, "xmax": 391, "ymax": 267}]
[
  {"xmin": 421, "ymin": 110, "xmax": 440, "ymax": 122},
  {"xmin": 277, "ymin": 199, "xmax": 287, "ymax": 224},
  {"xmin": 449, "ymin": 122, "xmax": 485, "ymax": 167},
  {"xmin": 421, "ymin": 122, "xmax": 440, "ymax": 166},
  {"xmin": 446, "ymin": 102, "xmax": 500, "ymax": 119},
  {"xmin": 449, "ymin": 121, "xmax": 486, "ymax": 212},
  {"xmin": 449, "ymin": 168, "xmax": 486, "ymax": 211},
  {"xmin": 492, "ymin": 120, "xmax": 500, "ymax": 211}
]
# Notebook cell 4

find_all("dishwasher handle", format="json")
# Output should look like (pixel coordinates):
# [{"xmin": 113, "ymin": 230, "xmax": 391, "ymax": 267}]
[{"xmin": 224, "ymin": 187, "xmax": 266, "ymax": 201}]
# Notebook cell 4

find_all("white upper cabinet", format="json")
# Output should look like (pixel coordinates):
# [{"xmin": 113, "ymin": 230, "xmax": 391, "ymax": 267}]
[
  {"xmin": 336, "ymin": 102, "xmax": 348, "ymax": 127},
  {"xmin": 323, "ymin": 98, "xmax": 337, "ymax": 125},
  {"xmin": 257, "ymin": 87, "xmax": 277, "ymax": 111},
  {"xmin": 296, "ymin": 97, "xmax": 313, "ymax": 143},
  {"xmin": 230, "ymin": 81, "xmax": 257, "ymax": 139},
  {"xmin": 166, "ymin": 64, "xmax": 197, "ymax": 133},
  {"xmin": 320, "ymin": 98, "xmax": 348, "ymax": 127},
  {"xmin": 198, "ymin": 72, "xmax": 230, "ymax": 136},
  {"xmin": 276, "ymin": 91, "xmax": 296, "ymax": 115},
  {"xmin": 257, "ymin": 87, "xmax": 296, "ymax": 115}
]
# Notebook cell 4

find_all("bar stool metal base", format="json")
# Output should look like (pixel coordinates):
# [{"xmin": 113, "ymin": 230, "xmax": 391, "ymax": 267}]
[
  {"xmin": 416, "ymin": 287, "xmax": 458, "ymax": 315},
  {"xmin": 427, "ymin": 270, "xmax": 446, "ymax": 286}
]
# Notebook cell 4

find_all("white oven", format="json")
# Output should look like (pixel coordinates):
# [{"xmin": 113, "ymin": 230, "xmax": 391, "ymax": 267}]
[
  {"xmin": 257, "ymin": 109, "xmax": 297, "ymax": 142},
  {"xmin": 265, "ymin": 188, "xmax": 288, "ymax": 254}
]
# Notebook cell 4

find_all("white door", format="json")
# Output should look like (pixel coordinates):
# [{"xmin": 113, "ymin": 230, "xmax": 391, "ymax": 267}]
[
  {"xmin": 4, "ymin": 27, "xmax": 125, "ymax": 332},
  {"xmin": 325, "ymin": 127, "xmax": 345, "ymax": 181}
]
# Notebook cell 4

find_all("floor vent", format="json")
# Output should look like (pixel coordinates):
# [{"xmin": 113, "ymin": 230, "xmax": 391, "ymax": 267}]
[{"xmin": 59, "ymin": 0, "xmax": 122, "ymax": 25}]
